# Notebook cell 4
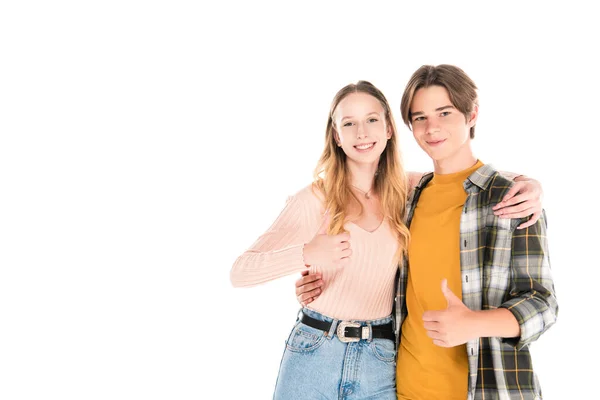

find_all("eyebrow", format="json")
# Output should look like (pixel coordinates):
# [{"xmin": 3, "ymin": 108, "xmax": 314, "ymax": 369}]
[
  {"xmin": 341, "ymin": 112, "xmax": 380, "ymax": 121},
  {"xmin": 411, "ymin": 105, "xmax": 455, "ymax": 116}
]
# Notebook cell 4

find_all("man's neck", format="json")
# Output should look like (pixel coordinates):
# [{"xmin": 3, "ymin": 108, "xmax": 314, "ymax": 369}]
[{"xmin": 432, "ymin": 143, "xmax": 477, "ymax": 175}]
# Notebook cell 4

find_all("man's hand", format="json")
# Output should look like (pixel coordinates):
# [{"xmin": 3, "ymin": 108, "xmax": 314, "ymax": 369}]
[
  {"xmin": 423, "ymin": 279, "xmax": 476, "ymax": 347},
  {"xmin": 492, "ymin": 177, "xmax": 543, "ymax": 229},
  {"xmin": 295, "ymin": 270, "xmax": 324, "ymax": 307}
]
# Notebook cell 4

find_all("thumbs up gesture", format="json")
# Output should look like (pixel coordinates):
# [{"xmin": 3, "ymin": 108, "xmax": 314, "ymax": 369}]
[
  {"xmin": 302, "ymin": 213, "xmax": 352, "ymax": 269},
  {"xmin": 422, "ymin": 279, "xmax": 475, "ymax": 347}
]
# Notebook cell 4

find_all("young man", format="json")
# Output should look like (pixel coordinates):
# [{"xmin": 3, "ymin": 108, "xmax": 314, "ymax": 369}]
[{"xmin": 393, "ymin": 64, "xmax": 557, "ymax": 399}]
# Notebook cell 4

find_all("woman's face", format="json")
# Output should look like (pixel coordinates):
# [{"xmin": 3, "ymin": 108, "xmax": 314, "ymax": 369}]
[{"xmin": 333, "ymin": 92, "xmax": 391, "ymax": 167}]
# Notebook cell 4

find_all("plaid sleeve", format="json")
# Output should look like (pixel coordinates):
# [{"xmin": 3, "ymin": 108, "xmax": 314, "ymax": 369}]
[{"xmin": 499, "ymin": 210, "xmax": 558, "ymax": 349}]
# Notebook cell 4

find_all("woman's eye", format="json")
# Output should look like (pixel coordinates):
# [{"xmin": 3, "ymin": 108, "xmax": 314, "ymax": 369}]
[
  {"xmin": 343, "ymin": 122, "xmax": 354, "ymax": 127},
  {"xmin": 368, "ymin": 118, "xmax": 378, "ymax": 123}
]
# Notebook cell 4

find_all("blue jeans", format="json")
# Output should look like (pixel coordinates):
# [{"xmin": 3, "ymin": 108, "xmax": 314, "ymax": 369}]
[{"xmin": 273, "ymin": 308, "xmax": 397, "ymax": 400}]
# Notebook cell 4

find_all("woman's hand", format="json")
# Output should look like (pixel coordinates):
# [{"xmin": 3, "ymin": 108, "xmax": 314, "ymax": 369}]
[{"xmin": 493, "ymin": 177, "xmax": 543, "ymax": 229}]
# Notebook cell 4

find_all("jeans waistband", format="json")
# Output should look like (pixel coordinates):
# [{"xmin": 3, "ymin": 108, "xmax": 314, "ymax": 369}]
[{"xmin": 301, "ymin": 307, "xmax": 392, "ymax": 326}]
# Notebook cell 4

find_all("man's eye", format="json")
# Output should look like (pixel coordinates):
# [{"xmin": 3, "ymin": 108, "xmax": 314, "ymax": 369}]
[
  {"xmin": 440, "ymin": 111, "xmax": 450, "ymax": 117},
  {"xmin": 413, "ymin": 116, "xmax": 425, "ymax": 122}
]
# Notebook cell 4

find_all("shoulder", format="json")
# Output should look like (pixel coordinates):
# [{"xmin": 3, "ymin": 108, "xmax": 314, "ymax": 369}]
[
  {"xmin": 473, "ymin": 165, "xmax": 515, "ymax": 204},
  {"xmin": 489, "ymin": 173, "xmax": 514, "ymax": 198},
  {"xmin": 407, "ymin": 171, "xmax": 430, "ymax": 189},
  {"xmin": 417, "ymin": 172, "xmax": 434, "ymax": 188},
  {"xmin": 478, "ymin": 169, "xmax": 530, "ymax": 230},
  {"xmin": 287, "ymin": 183, "xmax": 325, "ymax": 210}
]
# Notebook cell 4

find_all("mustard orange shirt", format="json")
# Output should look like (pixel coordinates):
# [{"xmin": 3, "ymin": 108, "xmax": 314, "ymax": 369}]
[{"xmin": 396, "ymin": 160, "xmax": 483, "ymax": 400}]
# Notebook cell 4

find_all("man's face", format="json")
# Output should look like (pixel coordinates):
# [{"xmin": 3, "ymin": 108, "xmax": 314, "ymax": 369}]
[{"xmin": 409, "ymin": 85, "xmax": 476, "ymax": 164}]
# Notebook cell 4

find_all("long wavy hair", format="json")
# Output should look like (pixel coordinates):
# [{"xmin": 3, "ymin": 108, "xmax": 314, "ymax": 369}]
[{"xmin": 313, "ymin": 81, "xmax": 410, "ymax": 254}]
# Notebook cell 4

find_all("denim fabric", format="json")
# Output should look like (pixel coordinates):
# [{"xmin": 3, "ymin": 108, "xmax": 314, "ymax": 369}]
[{"xmin": 273, "ymin": 308, "xmax": 397, "ymax": 400}]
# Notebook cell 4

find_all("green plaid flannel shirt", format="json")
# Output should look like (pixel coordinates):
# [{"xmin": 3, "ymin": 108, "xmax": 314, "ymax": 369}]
[{"xmin": 394, "ymin": 164, "xmax": 558, "ymax": 400}]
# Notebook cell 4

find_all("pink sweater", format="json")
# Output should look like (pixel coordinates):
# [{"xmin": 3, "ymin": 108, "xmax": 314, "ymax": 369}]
[{"xmin": 230, "ymin": 185, "xmax": 400, "ymax": 320}]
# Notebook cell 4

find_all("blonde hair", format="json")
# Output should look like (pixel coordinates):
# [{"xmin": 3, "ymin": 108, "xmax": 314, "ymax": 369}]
[{"xmin": 313, "ymin": 81, "xmax": 410, "ymax": 254}]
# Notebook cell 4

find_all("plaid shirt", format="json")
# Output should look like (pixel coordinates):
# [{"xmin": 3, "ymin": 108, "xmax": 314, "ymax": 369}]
[{"xmin": 394, "ymin": 164, "xmax": 558, "ymax": 400}]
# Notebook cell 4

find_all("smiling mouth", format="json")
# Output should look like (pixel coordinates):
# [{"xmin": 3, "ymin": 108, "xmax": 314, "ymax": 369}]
[
  {"xmin": 426, "ymin": 139, "xmax": 446, "ymax": 146},
  {"xmin": 354, "ymin": 142, "xmax": 376, "ymax": 151}
]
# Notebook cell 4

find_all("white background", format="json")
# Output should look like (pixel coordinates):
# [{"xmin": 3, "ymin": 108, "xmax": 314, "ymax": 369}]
[{"xmin": 1, "ymin": 1, "xmax": 597, "ymax": 399}]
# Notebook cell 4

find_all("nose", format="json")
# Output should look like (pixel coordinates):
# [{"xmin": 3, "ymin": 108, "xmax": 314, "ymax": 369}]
[
  {"xmin": 425, "ymin": 119, "xmax": 440, "ymax": 135},
  {"xmin": 356, "ymin": 122, "xmax": 367, "ymax": 139}
]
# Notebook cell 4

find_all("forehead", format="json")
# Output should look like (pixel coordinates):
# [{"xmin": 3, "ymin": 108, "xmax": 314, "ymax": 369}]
[
  {"xmin": 335, "ymin": 92, "xmax": 384, "ymax": 119},
  {"xmin": 410, "ymin": 85, "xmax": 452, "ymax": 112}
]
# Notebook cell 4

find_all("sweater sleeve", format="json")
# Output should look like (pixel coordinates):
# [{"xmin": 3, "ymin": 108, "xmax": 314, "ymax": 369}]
[{"xmin": 230, "ymin": 189, "xmax": 321, "ymax": 287}]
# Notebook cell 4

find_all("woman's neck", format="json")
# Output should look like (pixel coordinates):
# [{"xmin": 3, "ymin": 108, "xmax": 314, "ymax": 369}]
[{"xmin": 347, "ymin": 161, "xmax": 377, "ymax": 192}]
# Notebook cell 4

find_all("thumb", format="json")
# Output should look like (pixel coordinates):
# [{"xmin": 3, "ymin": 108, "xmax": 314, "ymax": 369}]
[
  {"xmin": 441, "ymin": 279, "xmax": 460, "ymax": 308},
  {"xmin": 317, "ymin": 211, "xmax": 331, "ymax": 235}
]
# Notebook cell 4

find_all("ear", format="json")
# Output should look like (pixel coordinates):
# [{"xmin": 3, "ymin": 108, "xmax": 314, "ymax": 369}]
[
  {"xmin": 467, "ymin": 104, "xmax": 479, "ymax": 128},
  {"xmin": 333, "ymin": 129, "xmax": 342, "ymax": 146},
  {"xmin": 386, "ymin": 124, "xmax": 392, "ymax": 140}
]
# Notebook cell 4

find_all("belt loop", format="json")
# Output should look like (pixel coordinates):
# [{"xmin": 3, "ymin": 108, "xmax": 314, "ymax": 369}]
[
  {"xmin": 367, "ymin": 322, "xmax": 373, "ymax": 343},
  {"xmin": 327, "ymin": 318, "xmax": 339, "ymax": 340}
]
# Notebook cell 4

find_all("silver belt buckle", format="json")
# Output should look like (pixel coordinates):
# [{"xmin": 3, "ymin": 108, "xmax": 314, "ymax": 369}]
[{"xmin": 336, "ymin": 321, "xmax": 361, "ymax": 343}]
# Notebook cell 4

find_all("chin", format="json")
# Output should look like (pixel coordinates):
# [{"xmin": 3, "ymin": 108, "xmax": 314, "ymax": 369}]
[
  {"xmin": 426, "ymin": 150, "xmax": 447, "ymax": 160},
  {"xmin": 351, "ymin": 156, "xmax": 381, "ymax": 165}
]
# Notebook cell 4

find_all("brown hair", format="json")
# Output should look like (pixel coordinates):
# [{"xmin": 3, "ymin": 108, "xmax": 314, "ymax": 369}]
[
  {"xmin": 313, "ymin": 81, "xmax": 410, "ymax": 254},
  {"xmin": 400, "ymin": 64, "xmax": 479, "ymax": 139}
]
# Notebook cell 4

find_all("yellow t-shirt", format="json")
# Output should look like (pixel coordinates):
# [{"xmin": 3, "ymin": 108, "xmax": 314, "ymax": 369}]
[{"xmin": 396, "ymin": 160, "xmax": 483, "ymax": 400}]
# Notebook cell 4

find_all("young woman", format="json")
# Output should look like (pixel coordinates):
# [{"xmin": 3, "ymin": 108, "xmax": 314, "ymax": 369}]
[{"xmin": 230, "ymin": 81, "xmax": 542, "ymax": 399}]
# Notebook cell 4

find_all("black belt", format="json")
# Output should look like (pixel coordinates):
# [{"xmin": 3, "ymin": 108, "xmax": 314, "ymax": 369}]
[{"xmin": 300, "ymin": 312, "xmax": 395, "ymax": 343}]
